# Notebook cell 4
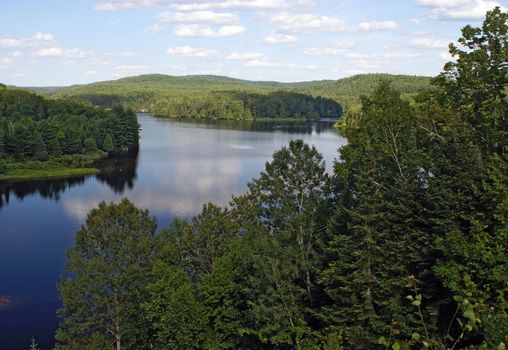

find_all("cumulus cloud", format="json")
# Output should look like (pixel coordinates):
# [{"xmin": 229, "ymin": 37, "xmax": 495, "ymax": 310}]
[
  {"xmin": 0, "ymin": 38, "xmax": 25, "ymax": 47},
  {"xmin": 270, "ymin": 12, "xmax": 346, "ymax": 33},
  {"xmin": 265, "ymin": 32, "xmax": 297, "ymax": 44},
  {"xmin": 168, "ymin": 0, "xmax": 291, "ymax": 11},
  {"xmin": 226, "ymin": 52, "xmax": 264, "ymax": 60},
  {"xmin": 32, "ymin": 32, "xmax": 54, "ymax": 41},
  {"xmin": 411, "ymin": 38, "xmax": 451, "ymax": 48},
  {"xmin": 33, "ymin": 47, "xmax": 94, "ymax": 58},
  {"xmin": 173, "ymin": 24, "xmax": 245, "ymax": 37},
  {"xmin": 145, "ymin": 24, "xmax": 163, "ymax": 33},
  {"xmin": 94, "ymin": 0, "xmax": 304, "ymax": 11},
  {"xmin": 357, "ymin": 21, "xmax": 398, "ymax": 31},
  {"xmin": 156, "ymin": 11, "xmax": 238, "ymax": 24},
  {"xmin": 415, "ymin": 0, "xmax": 505, "ymax": 20},
  {"xmin": 167, "ymin": 46, "xmax": 218, "ymax": 57}
]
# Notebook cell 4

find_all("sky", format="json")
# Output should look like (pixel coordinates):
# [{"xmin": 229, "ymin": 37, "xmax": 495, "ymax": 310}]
[{"xmin": 0, "ymin": 0, "xmax": 507, "ymax": 86}]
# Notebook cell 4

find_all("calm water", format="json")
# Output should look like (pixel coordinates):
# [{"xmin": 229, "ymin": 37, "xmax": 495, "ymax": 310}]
[{"xmin": 0, "ymin": 114, "xmax": 346, "ymax": 349}]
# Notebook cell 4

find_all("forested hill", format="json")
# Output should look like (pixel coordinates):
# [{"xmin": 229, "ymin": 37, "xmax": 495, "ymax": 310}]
[{"xmin": 45, "ymin": 73, "xmax": 430, "ymax": 119}]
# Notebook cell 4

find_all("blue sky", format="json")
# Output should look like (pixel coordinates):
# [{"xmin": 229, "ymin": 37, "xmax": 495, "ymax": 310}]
[{"xmin": 0, "ymin": 0, "xmax": 506, "ymax": 86}]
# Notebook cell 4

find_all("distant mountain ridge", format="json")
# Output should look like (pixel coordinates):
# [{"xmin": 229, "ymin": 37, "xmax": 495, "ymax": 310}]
[{"xmin": 19, "ymin": 73, "xmax": 432, "ymax": 118}]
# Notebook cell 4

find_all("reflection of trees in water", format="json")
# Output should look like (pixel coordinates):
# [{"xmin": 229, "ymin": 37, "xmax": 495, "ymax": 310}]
[
  {"xmin": 0, "ymin": 149, "xmax": 139, "ymax": 209},
  {"xmin": 95, "ymin": 149, "xmax": 139, "ymax": 194},
  {"xmin": 164, "ymin": 117, "xmax": 337, "ymax": 135},
  {"xmin": 0, "ymin": 176, "xmax": 87, "ymax": 209}
]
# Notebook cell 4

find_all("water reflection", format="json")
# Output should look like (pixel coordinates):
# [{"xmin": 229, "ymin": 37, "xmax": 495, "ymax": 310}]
[
  {"xmin": 0, "ymin": 114, "xmax": 346, "ymax": 350},
  {"xmin": 0, "ymin": 150, "xmax": 139, "ymax": 210}
]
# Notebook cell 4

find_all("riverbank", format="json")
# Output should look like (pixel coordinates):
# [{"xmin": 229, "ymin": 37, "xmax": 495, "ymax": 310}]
[{"xmin": 0, "ymin": 154, "xmax": 104, "ymax": 181}]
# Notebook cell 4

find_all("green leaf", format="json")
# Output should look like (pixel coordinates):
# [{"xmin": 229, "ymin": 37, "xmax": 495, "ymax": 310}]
[
  {"xmin": 411, "ymin": 332, "xmax": 420, "ymax": 341},
  {"xmin": 422, "ymin": 341, "xmax": 430, "ymax": 348},
  {"xmin": 392, "ymin": 342, "xmax": 400, "ymax": 350},
  {"xmin": 378, "ymin": 336, "xmax": 388, "ymax": 346},
  {"xmin": 412, "ymin": 300, "xmax": 421, "ymax": 307},
  {"xmin": 453, "ymin": 295, "xmax": 464, "ymax": 303}
]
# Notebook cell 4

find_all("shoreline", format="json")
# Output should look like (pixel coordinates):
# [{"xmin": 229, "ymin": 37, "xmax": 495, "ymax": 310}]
[{"xmin": 0, "ymin": 167, "xmax": 99, "ymax": 182}]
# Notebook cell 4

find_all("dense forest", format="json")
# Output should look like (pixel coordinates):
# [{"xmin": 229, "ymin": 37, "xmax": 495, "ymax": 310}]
[
  {"xmin": 0, "ymin": 86, "xmax": 139, "ymax": 177},
  {"xmin": 55, "ymin": 8, "xmax": 507, "ymax": 350},
  {"xmin": 53, "ymin": 83, "xmax": 341, "ymax": 120},
  {"xmin": 46, "ymin": 74, "xmax": 429, "ymax": 120}
]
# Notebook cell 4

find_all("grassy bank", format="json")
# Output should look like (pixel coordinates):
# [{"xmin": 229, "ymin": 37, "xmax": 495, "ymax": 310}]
[{"xmin": 0, "ymin": 153, "xmax": 104, "ymax": 181}]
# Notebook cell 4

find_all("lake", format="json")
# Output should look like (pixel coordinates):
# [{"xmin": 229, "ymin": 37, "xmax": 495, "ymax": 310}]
[{"xmin": 0, "ymin": 114, "xmax": 347, "ymax": 350}]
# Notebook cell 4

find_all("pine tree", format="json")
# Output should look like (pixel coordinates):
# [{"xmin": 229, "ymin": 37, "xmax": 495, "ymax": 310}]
[
  {"xmin": 33, "ymin": 132, "xmax": 49, "ymax": 161},
  {"xmin": 84, "ymin": 136, "xmax": 98, "ymax": 153},
  {"xmin": 102, "ymin": 133, "xmax": 114, "ymax": 152}
]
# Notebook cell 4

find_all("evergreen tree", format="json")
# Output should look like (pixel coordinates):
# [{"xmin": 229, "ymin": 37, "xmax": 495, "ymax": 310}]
[
  {"xmin": 84, "ymin": 136, "xmax": 98, "ymax": 153},
  {"xmin": 102, "ymin": 133, "xmax": 115, "ymax": 152},
  {"xmin": 33, "ymin": 132, "xmax": 49, "ymax": 161}
]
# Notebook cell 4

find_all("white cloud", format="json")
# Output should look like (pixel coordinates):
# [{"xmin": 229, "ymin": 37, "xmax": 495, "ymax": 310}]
[
  {"xmin": 411, "ymin": 38, "xmax": 451, "ymax": 48},
  {"xmin": 304, "ymin": 47, "xmax": 347, "ymax": 55},
  {"xmin": 357, "ymin": 21, "xmax": 398, "ymax": 31},
  {"xmin": 408, "ymin": 18, "xmax": 422, "ymax": 25},
  {"xmin": 167, "ymin": 46, "xmax": 218, "ymax": 58},
  {"xmin": 145, "ymin": 24, "xmax": 163, "ymax": 33},
  {"xmin": 415, "ymin": 0, "xmax": 505, "ymax": 21},
  {"xmin": 94, "ymin": 0, "xmax": 302, "ymax": 11},
  {"xmin": 345, "ymin": 52, "xmax": 419, "ymax": 60},
  {"xmin": 33, "ymin": 47, "xmax": 64, "ymax": 57},
  {"xmin": 169, "ymin": 0, "xmax": 291, "ymax": 11},
  {"xmin": 32, "ymin": 32, "xmax": 54, "ymax": 41},
  {"xmin": 12, "ymin": 51, "xmax": 22, "ymax": 57},
  {"xmin": 156, "ymin": 11, "xmax": 238, "ymax": 24},
  {"xmin": 0, "ymin": 38, "xmax": 25, "ymax": 47},
  {"xmin": 227, "ymin": 52, "xmax": 264, "ymax": 60},
  {"xmin": 265, "ymin": 32, "xmax": 297, "ymax": 44},
  {"xmin": 270, "ymin": 12, "xmax": 346, "ymax": 33},
  {"xmin": 85, "ymin": 70, "xmax": 97, "ymax": 75},
  {"xmin": 245, "ymin": 59, "xmax": 278, "ymax": 67},
  {"xmin": 33, "ymin": 47, "xmax": 94, "ymax": 58},
  {"xmin": 440, "ymin": 51, "xmax": 454, "ymax": 61},
  {"xmin": 95, "ymin": 0, "xmax": 159, "ymax": 11},
  {"xmin": 174, "ymin": 24, "xmax": 245, "ymax": 37}
]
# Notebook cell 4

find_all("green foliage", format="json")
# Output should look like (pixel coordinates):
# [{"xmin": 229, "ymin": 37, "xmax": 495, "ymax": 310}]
[
  {"xmin": 55, "ymin": 199, "xmax": 159, "ymax": 350},
  {"xmin": 53, "ymin": 9, "xmax": 507, "ymax": 350},
  {"xmin": 143, "ymin": 261, "xmax": 209, "ymax": 350},
  {"xmin": 102, "ymin": 133, "xmax": 114, "ymax": 152},
  {"xmin": 0, "ymin": 87, "xmax": 140, "ymax": 162}
]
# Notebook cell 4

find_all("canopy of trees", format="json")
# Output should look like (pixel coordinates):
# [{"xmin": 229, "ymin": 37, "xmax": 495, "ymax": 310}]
[
  {"xmin": 53, "ymin": 81, "xmax": 342, "ymax": 120},
  {"xmin": 55, "ymin": 9, "xmax": 507, "ymax": 350},
  {"xmin": 0, "ymin": 87, "xmax": 139, "ymax": 162}
]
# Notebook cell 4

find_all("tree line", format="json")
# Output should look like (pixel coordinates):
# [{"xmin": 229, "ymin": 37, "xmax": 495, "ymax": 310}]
[
  {"xmin": 0, "ymin": 87, "xmax": 139, "ymax": 164},
  {"xmin": 55, "ymin": 9, "xmax": 507, "ymax": 350},
  {"xmin": 61, "ymin": 89, "xmax": 341, "ymax": 120}
]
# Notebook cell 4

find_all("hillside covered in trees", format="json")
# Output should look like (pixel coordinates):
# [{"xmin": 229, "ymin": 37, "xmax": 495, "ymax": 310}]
[
  {"xmin": 45, "ymin": 73, "xmax": 430, "ymax": 120},
  {"xmin": 0, "ymin": 85, "xmax": 139, "ymax": 179},
  {"xmin": 55, "ymin": 8, "xmax": 507, "ymax": 350}
]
